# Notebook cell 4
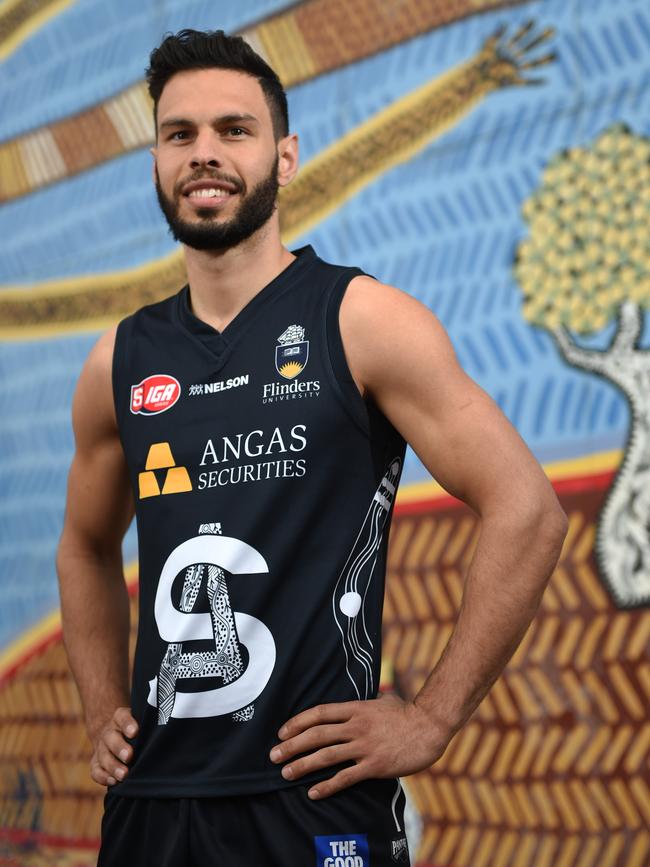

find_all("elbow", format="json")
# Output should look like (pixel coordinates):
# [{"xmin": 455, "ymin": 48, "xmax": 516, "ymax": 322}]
[
  {"xmin": 492, "ymin": 481, "xmax": 567, "ymax": 552},
  {"xmin": 56, "ymin": 531, "xmax": 120, "ymax": 583},
  {"xmin": 553, "ymin": 501, "xmax": 569, "ymax": 541},
  {"xmin": 528, "ymin": 488, "xmax": 568, "ymax": 556},
  {"xmin": 479, "ymin": 478, "xmax": 568, "ymax": 557},
  {"xmin": 548, "ymin": 507, "xmax": 568, "ymax": 560},
  {"xmin": 56, "ymin": 528, "xmax": 81, "ymax": 578},
  {"xmin": 543, "ymin": 485, "xmax": 568, "ymax": 536}
]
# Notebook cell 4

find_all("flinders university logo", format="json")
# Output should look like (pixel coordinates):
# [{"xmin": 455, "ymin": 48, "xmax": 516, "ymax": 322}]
[
  {"xmin": 275, "ymin": 324, "xmax": 309, "ymax": 379},
  {"xmin": 262, "ymin": 323, "xmax": 320, "ymax": 402}
]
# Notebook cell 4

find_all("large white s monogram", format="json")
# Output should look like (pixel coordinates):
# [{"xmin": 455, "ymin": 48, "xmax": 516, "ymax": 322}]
[{"xmin": 148, "ymin": 532, "xmax": 276, "ymax": 722}]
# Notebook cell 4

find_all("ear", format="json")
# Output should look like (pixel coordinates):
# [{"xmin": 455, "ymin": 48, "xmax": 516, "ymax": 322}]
[{"xmin": 277, "ymin": 133, "xmax": 299, "ymax": 188}]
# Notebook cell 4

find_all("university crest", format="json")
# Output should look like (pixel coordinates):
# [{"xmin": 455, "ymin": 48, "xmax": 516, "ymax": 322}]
[{"xmin": 275, "ymin": 324, "xmax": 309, "ymax": 380}]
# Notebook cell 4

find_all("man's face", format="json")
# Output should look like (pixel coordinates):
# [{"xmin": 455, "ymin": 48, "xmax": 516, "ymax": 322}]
[{"xmin": 152, "ymin": 68, "xmax": 291, "ymax": 251}]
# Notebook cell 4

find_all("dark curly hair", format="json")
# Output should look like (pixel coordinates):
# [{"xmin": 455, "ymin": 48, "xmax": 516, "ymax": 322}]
[{"xmin": 145, "ymin": 28, "xmax": 289, "ymax": 140}]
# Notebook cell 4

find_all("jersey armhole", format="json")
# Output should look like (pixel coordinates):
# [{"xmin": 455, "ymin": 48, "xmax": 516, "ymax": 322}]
[
  {"xmin": 111, "ymin": 315, "xmax": 133, "ymax": 438},
  {"xmin": 323, "ymin": 268, "xmax": 372, "ymax": 439}
]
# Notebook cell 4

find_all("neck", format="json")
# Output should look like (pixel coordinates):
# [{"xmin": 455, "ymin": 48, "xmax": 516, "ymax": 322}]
[{"xmin": 182, "ymin": 216, "xmax": 296, "ymax": 331}]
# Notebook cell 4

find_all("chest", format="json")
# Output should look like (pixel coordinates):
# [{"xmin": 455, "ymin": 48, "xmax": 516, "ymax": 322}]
[{"xmin": 118, "ymin": 319, "xmax": 352, "ymax": 494}]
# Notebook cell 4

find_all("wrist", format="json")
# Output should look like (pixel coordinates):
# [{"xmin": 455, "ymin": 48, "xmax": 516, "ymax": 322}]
[
  {"xmin": 85, "ymin": 698, "xmax": 130, "ymax": 743},
  {"xmin": 412, "ymin": 690, "xmax": 464, "ymax": 743}
]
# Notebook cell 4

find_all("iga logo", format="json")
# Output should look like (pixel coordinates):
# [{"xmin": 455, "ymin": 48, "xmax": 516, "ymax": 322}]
[{"xmin": 131, "ymin": 374, "xmax": 181, "ymax": 415}]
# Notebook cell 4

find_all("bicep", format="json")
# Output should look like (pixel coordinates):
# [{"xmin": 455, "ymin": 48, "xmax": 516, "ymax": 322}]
[
  {"xmin": 60, "ymin": 328, "xmax": 134, "ymax": 556},
  {"xmin": 63, "ymin": 433, "xmax": 134, "ymax": 556},
  {"xmin": 342, "ymin": 279, "xmax": 555, "ymax": 517}
]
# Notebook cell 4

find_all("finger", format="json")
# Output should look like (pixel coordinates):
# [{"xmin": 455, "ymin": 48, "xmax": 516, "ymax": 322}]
[
  {"xmin": 270, "ymin": 724, "xmax": 349, "ymax": 763},
  {"xmin": 280, "ymin": 743, "xmax": 357, "ymax": 781},
  {"xmin": 104, "ymin": 728, "xmax": 135, "ymax": 764},
  {"xmin": 114, "ymin": 707, "xmax": 139, "ymax": 738},
  {"xmin": 520, "ymin": 55, "xmax": 556, "ymax": 70},
  {"xmin": 306, "ymin": 764, "xmax": 367, "ymax": 800},
  {"xmin": 90, "ymin": 755, "xmax": 118, "ymax": 788},
  {"xmin": 97, "ymin": 740, "xmax": 130, "ymax": 781},
  {"xmin": 278, "ymin": 702, "xmax": 358, "ymax": 739},
  {"xmin": 508, "ymin": 20, "xmax": 534, "ymax": 45}
]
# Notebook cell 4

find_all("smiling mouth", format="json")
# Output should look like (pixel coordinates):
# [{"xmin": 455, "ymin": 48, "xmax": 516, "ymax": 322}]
[{"xmin": 187, "ymin": 187, "xmax": 234, "ymax": 200}]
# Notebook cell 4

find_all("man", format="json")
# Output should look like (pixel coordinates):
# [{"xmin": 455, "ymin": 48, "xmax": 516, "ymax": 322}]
[{"xmin": 56, "ymin": 28, "xmax": 567, "ymax": 867}]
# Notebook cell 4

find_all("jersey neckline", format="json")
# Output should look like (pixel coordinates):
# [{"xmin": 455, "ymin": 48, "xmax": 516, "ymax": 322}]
[{"xmin": 173, "ymin": 245, "xmax": 317, "ymax": 372}]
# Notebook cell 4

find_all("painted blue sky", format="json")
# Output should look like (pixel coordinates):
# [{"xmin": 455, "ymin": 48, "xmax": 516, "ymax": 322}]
[{"xmin": 1, "ymin": 0, "xmax": 649, "ymax": 646}]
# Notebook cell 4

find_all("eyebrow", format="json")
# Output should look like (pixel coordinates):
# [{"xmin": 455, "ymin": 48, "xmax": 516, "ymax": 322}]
[{"xmin": 159, "ymin": 113, "xmax": 259, "ymax": 131}]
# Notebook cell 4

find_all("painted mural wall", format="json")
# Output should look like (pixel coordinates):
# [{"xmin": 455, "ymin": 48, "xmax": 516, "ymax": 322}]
[{"xmin": 0, "ymin": 0, "xmax": 649, "ymax": 865}]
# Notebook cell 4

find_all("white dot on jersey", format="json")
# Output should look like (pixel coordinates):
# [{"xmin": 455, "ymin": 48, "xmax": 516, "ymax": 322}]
[{"xmin": 339, "ymin": 591, "xmax": 362, "ymax": 618}]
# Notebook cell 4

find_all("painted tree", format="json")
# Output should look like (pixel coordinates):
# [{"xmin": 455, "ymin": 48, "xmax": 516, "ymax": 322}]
[{"xmin": 515, "ymin": 123, "xmax": 650, "ymax": 608}]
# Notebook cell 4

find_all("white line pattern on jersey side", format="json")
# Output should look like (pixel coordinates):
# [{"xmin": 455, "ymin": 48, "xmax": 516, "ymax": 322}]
[{"xmin": 332, "ymin": 457, "xmax": 402, "ymax": 699}]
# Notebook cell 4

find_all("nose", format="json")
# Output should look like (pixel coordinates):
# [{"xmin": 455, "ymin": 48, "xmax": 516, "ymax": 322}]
[{"xmin": 189, "ymin": 130, "xmax": 223, "ymax": 170}]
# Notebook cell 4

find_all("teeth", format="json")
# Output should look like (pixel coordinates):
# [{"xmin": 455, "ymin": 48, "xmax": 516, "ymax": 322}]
[{"xmin": 189, "ymin": 188, "xmax": 230, "ymax": 198}]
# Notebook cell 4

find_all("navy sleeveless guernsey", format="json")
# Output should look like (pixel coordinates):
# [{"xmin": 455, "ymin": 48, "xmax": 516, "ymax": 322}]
[{"xmin": 111, "ymin": 245, "xmax": 406, "ymax": 797}]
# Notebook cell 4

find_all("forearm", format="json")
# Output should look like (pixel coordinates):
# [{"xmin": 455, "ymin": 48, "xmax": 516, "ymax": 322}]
[
  {"xmin": 414, "ymin": 504, "xmax": 567, "ymax": 739},
  {"xmin": 56, "ymin": 544, "xmax": 131, "ymax": 742}
]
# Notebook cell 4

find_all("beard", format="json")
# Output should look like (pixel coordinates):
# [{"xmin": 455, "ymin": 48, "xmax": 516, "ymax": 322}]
[{"xmin": 155, "ymin": 156, "xmax": 279, "ymax": 252}]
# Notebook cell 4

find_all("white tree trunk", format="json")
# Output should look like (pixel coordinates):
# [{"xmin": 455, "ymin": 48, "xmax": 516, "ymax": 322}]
[{"xmin": 553, "ymin": 301, "xmax": 650, "ymax": 608}]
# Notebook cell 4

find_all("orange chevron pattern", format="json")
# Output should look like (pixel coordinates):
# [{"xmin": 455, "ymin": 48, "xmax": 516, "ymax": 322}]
[
  {"xmin": 1, "ymin": 484, "xmax": 649, "ymax": 865},
  {"xmin": 385, "ymin": 488, "xmax": 650, "ymax": 866}
]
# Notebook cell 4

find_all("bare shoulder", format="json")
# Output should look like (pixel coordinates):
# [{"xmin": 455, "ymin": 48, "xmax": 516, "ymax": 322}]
[
  {"xmin": 339, "ymin": 275, "xmax": 561, "ymax": 519},
  {"xmin": 338, "ymin": 274, "xmax": 463, "ymax": 403},
  {"xmin": 339, "ymin": 274, "xmax": 427, "ymax": 325},
  {"xmin": 83, "ymin": 323, "xmax": 118, "ymax": 374}
]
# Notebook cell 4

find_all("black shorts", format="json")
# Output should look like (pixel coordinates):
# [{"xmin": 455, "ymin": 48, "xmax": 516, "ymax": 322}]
[{"xmin": 97, "ymin": 777, "xmax": 411, "ymax": 867}]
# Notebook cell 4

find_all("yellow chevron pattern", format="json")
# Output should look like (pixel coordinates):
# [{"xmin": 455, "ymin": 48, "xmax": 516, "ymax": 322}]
[
  {"xmin": 1, "ymin": 492, "xmax": 648, "ymax": 864},
  {"xmin": 0, "ymin": 616, "xmax": 137, "ymax": 845},
  {"xmin": 384, "ymin": 502, "xmax": 650, "ymax": 866}
]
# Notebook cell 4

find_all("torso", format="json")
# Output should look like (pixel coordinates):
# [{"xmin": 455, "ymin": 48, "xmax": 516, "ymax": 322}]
[{"xmin": 107, "ymin": 246, "xmax": 405, "ymax": 797}]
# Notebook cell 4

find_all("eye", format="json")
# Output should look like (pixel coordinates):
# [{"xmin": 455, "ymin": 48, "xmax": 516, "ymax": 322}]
[
  {"xmin": 169, "ymin": 130, "xmax": 190, "ymax": 141},
  {"xmin": 226, "ymin": 127, "xmax": 247, "ymax": 137}
]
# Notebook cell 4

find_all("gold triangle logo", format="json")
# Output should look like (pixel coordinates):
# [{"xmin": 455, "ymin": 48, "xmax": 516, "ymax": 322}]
[{"xmin": 139, "ymin": 443, "xmax": 192, "ymax": 498}]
